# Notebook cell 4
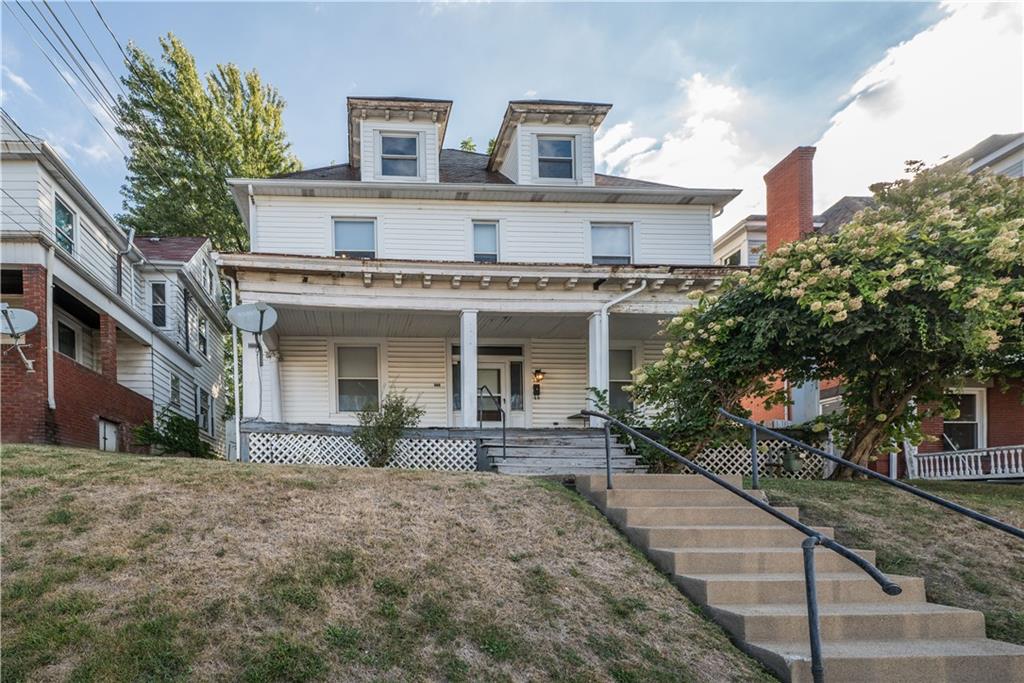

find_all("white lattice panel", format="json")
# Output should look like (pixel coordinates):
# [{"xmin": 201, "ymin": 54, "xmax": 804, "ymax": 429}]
[
  {"xmin": 246, "ymin": 432, "xmax": 476, "ymax": 471},
  {"xmin": 697, "ymin": 439, "xmax": 825, "ymax": 480}
]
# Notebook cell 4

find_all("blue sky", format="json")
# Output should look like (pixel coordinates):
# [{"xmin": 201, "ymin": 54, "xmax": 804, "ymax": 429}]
[{"xmin": 2, "ymin": 2, "xmax": 1021, "ymax": 234}]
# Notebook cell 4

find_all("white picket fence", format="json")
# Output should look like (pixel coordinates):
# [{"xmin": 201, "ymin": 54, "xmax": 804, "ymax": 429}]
[
  {"xmin": 697, "ymin": 439, "xmax": 828, "ymax": 480},
  {"xmin": 246, "ymin": 431, "xmax": 478, "ymax": 471},
  {"xmin": 907, "ymin": 443, "xmax": 1024, "ymax": 481}
]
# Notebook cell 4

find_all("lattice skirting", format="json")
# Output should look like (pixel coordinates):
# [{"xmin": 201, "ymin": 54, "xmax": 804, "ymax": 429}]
[
  {"xmin": 247, "ymin": 432, "xmax": 477, "ymax": 471},
  {"xmin": 697, "ymin": 439, "xmax": 825, "ymax": 480}
]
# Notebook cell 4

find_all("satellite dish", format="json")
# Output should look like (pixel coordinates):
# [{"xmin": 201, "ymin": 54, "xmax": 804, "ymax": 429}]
[
  {"xmin": 227, "ymin": 303, "xmax": 277, "ymax": 334},
  {"xmin": 1, "ymin": 304, "xmax": 38, "ymax": 336}
]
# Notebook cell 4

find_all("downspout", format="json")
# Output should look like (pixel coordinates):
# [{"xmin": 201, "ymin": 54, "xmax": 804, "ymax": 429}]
[
  {"xmin": 46, "ymin": 246, "xmax": 55, "ymax": 409},
  {"xmin": 600, "ymin": 279, "xmax": 648, "ymax": 318},
  {"xmin": 226, "ymin": 274, "xmax": 242, "ymax": 463}
]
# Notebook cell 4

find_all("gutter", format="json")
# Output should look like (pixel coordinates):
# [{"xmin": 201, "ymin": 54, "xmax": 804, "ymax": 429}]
[{"xmin": 225, "ymin": 274, "xmax": 242, "ymax": 463}]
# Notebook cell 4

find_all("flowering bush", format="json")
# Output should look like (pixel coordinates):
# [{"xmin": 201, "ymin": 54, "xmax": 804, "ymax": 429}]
[{"xmin": 629, "ymin": 164, "xmax": 1024, "ymax": 468}]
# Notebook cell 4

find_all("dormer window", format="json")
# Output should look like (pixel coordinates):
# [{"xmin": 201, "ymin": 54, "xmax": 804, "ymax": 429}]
[
  {"xmin": 380, "ymin": 134, "xmax": 419, "ymax": 177},
  {"xmin": 537, "ymin": 136, "xmax": 574, "ymax": 179}
]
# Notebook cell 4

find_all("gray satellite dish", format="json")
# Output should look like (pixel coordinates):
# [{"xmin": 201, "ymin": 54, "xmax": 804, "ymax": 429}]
[
  {"xmin": 227, "ymin": 303, "xmax": 277, "ymax": 334},
  {"xmin": 1, "ymin": 304, "xmax": 38, "ymax": 336}
]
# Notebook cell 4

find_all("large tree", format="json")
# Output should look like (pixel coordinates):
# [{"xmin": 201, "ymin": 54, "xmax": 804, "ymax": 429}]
[
  {"xmin": 116, "ymin": 34, "xmax": 301, "ymax": 251},
  {"xmin": 628, "ymin": 164, "xmax": 1024, "ymax": 470}
]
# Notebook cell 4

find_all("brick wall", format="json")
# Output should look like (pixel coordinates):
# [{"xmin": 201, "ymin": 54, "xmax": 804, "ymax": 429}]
[
  {"xmin": 1, "ymin": 264, "xmax": 152, "ymax": 451},
  {"xmin": 764, "ymin": 146, "xmax": 816, "ymax": 253}
]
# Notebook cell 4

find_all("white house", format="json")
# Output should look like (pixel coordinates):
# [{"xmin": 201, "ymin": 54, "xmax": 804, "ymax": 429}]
[
  {"xmin": 0, "ymin": 112, "xmax": 227, "ymax": 454},
  {"xmin": 218, "ymin": 97, "xmax": 740, "ymax": 464}
]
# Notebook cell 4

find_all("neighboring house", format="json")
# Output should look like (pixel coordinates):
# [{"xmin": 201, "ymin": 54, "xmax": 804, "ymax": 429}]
[
  {"xmin": 737, "ymin": 136, "xmax": 1023, "ymax": 475},
  {"xmin": 218, "ymin": 97, "xmax": 739, "ymax": 447},
  {"xmin": 0, "ymin": 113, "xmax": 227, "ymax": 454}
]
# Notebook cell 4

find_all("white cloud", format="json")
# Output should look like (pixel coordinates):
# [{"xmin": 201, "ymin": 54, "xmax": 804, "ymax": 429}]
[
  {"xmin": 1, "ymin": 65, "xmax": 33, "ymax": 94},
  {"xmin": 812, "ymin": 2, "xmax": 1023, "ymax": 211},
  {"xmin": 523, "ymin": 89, "xmax": 538, "ymax": 98}
]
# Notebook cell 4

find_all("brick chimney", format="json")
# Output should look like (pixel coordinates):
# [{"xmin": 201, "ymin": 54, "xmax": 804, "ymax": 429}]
[{"xmin": 764, "ymin": 146, "xmax": 815, "ymax": 253}]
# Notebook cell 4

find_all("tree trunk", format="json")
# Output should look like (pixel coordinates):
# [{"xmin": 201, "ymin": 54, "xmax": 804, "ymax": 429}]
[{"xmin": 836, "ymin": 423, "xmax": 887, "ymax": 480}]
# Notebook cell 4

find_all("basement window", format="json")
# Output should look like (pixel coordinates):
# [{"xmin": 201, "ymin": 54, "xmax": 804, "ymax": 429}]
[
  {"xmin": 334, "ymin": 220, "xmax": 376, "ymax": 260},
  {"xmin": 537, "ymin": 136, "xmax": 574, "ymax": 179},
  {"xmin": 380, "ymin": 134, "xmax": 419, "ymax": 177}
]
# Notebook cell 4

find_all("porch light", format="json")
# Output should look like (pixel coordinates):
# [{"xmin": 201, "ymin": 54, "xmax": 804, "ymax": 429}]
[{"xmin": 532, "ymin": 369, "xmax": 545, "ymax": 397}]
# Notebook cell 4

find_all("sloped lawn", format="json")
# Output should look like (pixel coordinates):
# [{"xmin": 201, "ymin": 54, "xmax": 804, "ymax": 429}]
[
  {"xmin": 1, "ymin": 444, "xmax": 772, "ymax": 682},
  {"xmin": 761, "ymin": 478, "xmax": 1024, "ymax": 645}
]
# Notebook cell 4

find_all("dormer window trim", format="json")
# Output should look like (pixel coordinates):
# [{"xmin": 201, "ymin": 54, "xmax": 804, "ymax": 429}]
[
  {"xmin": 534, "ymin": 133, "xmax": 578, "ymax": 183},
  {"xmin": 375, "ymin": 130, "xmax": 425, "ymax": 181}
]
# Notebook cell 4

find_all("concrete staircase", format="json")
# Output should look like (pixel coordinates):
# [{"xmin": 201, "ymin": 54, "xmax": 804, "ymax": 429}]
[
  {"xmin": 577, "ymin": 473, "xmax": 1024, "ymax": 682},
  {"xmin": 484, "ymin": 429, "xmax": 645, "ymax": 475}
]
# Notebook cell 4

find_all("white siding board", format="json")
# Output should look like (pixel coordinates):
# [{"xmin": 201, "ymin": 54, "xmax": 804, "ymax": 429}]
[
  {"xmin": 386, "ymin": 338, "xmax": 447, "ymax": 426},
  {"xmin": 529, "ymin": 338, "xmax": 587, "ymax": 427}
]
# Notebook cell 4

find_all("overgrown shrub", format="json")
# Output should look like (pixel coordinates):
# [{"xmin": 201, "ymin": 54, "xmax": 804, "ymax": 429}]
[
  {"xmin": 351, "ymin": 393, "xmax": 425, "ymax": 467},
  {"xmin": 133, "ymin": 410, "xmax": 213, "ymax": 458}
]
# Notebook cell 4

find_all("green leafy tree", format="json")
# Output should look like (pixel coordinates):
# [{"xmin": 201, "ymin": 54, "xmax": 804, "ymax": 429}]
[
  {"xmin": 459, "ymin": 137, "xmax": 477, "ymax": 152},
  {"xmin": 629, "ymin": 164, "xmax": 1024, "ymax": 471},
  {"xmin": 116, "ymin": 33, "xmax": 301, "ymax": 251},
  {"xmin": 486, "ymin": 138, "xmax": 496, "ymax": 155}
]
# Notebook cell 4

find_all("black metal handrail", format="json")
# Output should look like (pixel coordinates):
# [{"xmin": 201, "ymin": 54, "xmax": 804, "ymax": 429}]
[
  {"xmin": 718, "ymin": 408, "xmax": 1024, "ymax": 542},
  {"xmin": 477, "ymin": 385, "xmax": 506, "ymax": 461},
  {"xmin": 582, "ymin": 409, "xmax": 900, "ymax": 683}
]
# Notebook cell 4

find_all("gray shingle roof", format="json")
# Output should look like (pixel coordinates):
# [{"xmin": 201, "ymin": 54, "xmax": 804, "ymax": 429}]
[
  {"xmin": 817, "ymin": 196, "xmax": 875, "ymax": 235},
  {"xmin": 940, "ymin": 133, "xmax": 1022, "ymax": 170}
]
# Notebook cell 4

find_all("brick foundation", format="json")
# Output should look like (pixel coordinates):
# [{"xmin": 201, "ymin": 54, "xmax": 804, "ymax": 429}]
[{"xmin": 1, "ymin": 264, "xmax": 152, "ymax": 452}]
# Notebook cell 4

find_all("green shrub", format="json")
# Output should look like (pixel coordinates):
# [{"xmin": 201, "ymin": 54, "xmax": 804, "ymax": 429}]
[
  {"xmin": 351, "ymin": 393, "xmax": 424, "ymax": 467},
  {"xmin": 134, "ymin": 410, "xmax": 213, "ymax": 458}
]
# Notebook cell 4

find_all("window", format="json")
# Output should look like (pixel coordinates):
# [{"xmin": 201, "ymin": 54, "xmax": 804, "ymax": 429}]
[
  {"xmin": 197, "ymin": 387, "xmax": 213, "ymax": 434},
  {"xmin": 198, "ymin": 317, "xmax": 208, "ymax": 357},
  {"xmin": 56, "ymin": 320, "xmax": 77, "ymax": 360},
  {"xmin": 943, "ymin": 391, "xmax": 985, "ymax": 450},
  {"xmin": 170, "ymin": 375, "xmax": 181, "ymax": 408},
  {"xmin": 203, "ymin": 263, "xmax": 215, "ymax": 294},
  {"xmin": 334, "ymin": 220, "xmax": 376, "ymax": 259},
  {"xmin": 380, "ymin": 134, "xmax": 418, "ymax": 177},
  {"xmin": 336, "ymin": 346, "xmax": 379, "ymax": 412},
  {"xmin": 722, "ymin": 250, "xmax": 741, "ymax": 266},
  {"xmin": 591, "ymin": 223, "xmax": 632, "ymax": 265},
  {"xmin": 609, "ymin": 349, "xmax": 634, "ymax": 412},
  {"xmin": 537, "ymin": 136, "xmax": 574, "ymax": 179},
  {"xmin": 473, "ymin": 222, "xmax": 498, "ymax": 263},
  {"xmin": 748, "ymin": 240, "xmax": 766, "ymax": 266},
  {"xmin": 54, "ymin": 196, "xmax": 75, "ymax": 254},
  {"xmin": 150, "ymin": 282, "xmax": 167, "ymax": 327}
]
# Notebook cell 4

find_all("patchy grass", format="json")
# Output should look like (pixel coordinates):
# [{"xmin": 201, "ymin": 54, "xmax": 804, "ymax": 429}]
[
  {"xmin": 2, "ymin": 444, "xmax": 771, "ymax": 682},
  {"xmin": 760, "ymin": 478, "xmax": 1024, "ymax": 645}
]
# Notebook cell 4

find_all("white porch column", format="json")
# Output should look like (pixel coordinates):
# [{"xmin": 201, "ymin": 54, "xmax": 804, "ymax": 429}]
[
  {"xmin": 240, "ymin": 332, "xmax": 262, "ymax": 419},
  {"xmin": 460, "ymin": 309, "xmax": 478, "ymax": 427},
  {"xmin": 587, "ymin": 311, "xmax": 609, "ymax": 426},
  {"xmin": 263, "ymin": 351, "xmax": 283, "ymax": 422}
]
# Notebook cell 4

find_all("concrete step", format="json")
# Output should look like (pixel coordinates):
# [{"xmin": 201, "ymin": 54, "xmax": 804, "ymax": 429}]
[
  {"xmin": 607, "ymin": 505, "xmax": 802, "ymax": 528},
  {"xmin": 745, "ymin": 638, "xmax": 1024, "ymax": 683},
  {"xmin": 709, "ymin": 602, "xmax": 987, "ymax": 643},
  {"xmin": 629, "ymin": 524, "xmax": 834, "ymax": 550},
  {"xmin": 648, "ymin": 546, "xmax": 877, "ymax": 576},
  {"xmin": 495, "ymin": 465, "xmax": 644, "ymax": 476},
  {"xmin": 491, "ymin": 457, "xmax": 639, "ymax": 468},
  {"xmin": 676, "ymin": 572, "xmax": 927, "ymax": 606},
  {"xmin": 577, "ymin": 473, "xmax": 743, "ymax": 493},
  {"xmin": 481, "ymin": 437, "xmax": 618, "ymax": 447},
  {"xmin": 488, "ymin": 447, "xmax": 630, "ymax": 459},
  {"xmin": 588, "ymin": 488, "xmax": 768, "ymax": 511}
]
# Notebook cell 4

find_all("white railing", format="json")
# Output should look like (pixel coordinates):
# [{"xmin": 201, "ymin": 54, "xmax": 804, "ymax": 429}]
[
  {"xmin": 907, "ymin": 443, "xmax": 1024, "ymax": 481},
  {"xmin": 246, "ymin": 431, "xmax": 477, "ymax": 471}
]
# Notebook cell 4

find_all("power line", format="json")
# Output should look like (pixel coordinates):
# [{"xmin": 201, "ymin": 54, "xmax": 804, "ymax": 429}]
[
  {"xmin": 89, "ymin": 0, "xmax": 129, "ymax": 63},
  {"xmin": 63, "ymin": 0, "xmax": 126, "ymax": 101},
  {"xmin": 41, "ymin": 0, "xmax": 120, "ymax": 108}
]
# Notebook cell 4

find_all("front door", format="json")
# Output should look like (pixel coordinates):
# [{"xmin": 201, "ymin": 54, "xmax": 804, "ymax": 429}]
[{"xmin": 477, "ymin": 363, "xmax": 506, "ymax": 426}]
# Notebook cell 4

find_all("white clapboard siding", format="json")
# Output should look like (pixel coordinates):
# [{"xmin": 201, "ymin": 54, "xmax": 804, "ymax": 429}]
[
  {"xmin": 0, "ymin": 160, "xmax": 46, "ymax": 236},
  {"xmin": 153, "ymin": 349, "xmax": 197, "ymax": 420},
  {"xmin": 253, "ymin": 195, "xmax": 713, "ymax": 264},
  {"xmin": 386, "ymin": 338, "xmax": 448, "ymax": 426},
  {"xmin": 529, "ymin": 338, "xmax": 588, "ymax": 427},
  {"xmin": 116, "ymin": 332, "xmax": 153, "ymax": 399},
  {"xmin": 359, "ymin": 120, "xmax": 441, "ymax": 184},
  {"xmin": 279, "ymin": 337, "xmax": 332, "ymax": 423},
  {"xmin": 514, "ymin": 125, "xmax": 597, "ymax": 186}
]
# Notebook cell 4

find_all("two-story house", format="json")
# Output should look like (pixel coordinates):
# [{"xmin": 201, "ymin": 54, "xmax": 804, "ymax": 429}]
[
  {"xmin": 0, "ymin": 113, "xmax": 227, "ymax": 454},
  {"xmin": 218, "ymin": 97, "xmax": 739, "ymax": 464}
]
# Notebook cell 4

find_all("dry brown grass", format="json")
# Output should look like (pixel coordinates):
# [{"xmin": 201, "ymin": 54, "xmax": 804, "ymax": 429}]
[
  {"xmin": 761, "ymin": 478, "xmax": 1024, "ymax": 645},
  {"xmin": 2, "ymin": 444, "xmax": 773, "ymax": 683}
]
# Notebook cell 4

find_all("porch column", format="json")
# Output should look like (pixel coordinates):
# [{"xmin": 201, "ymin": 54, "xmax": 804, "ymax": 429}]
[
  {"xmin": 460, "ymin": 309, "xmax": 478, "ymax": 427},
  {"xmin": 263, "ymin": 351, "xmax": 282, "ymax": 422},
  {"xmin": 240, "ymin": 332, "xmax": 261, "ymax": 419},
  {"xmin": 587, "ymin": 311, "xmax": 609, "ymax": 427}
]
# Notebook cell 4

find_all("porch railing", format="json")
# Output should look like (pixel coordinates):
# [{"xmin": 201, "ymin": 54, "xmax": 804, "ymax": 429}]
[
  {"xmin": 477, "ymin": 384, "xmax": 506, "ymax": 461},
  {"xmin": 906, "ymin": 443, "xmax": 1024, "ymax": 481}
]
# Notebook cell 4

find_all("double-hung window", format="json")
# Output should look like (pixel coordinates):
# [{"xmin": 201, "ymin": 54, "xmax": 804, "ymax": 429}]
[
  {"xmin": 943, "ymin": 391, "xmax": 985, "ymax": 450},
  {"xmin": 54, "ymin": 196, "xmax": 75, "ymax": 254},
  {"xmin": 336, "ymin": 346, "xmax": 380, "ymax": 412},
  {"xmin": 56, "ymin": 320, "xmax": 77, "ymax": 360},
  {"xmin": 197, "ymin": 387, "xmax": 213, "ymax": 434},
  {"xmin": 150, "ymin": 282, "xmax": 167, "ymax": 327},
  {"xmin": 473, "ymin": 221, "xmax": 498, "ymax": 263},
  {"xmin": 380, "ymin": 134, "xmax": 418, "ymax": 177},
  {"xmin": 537, "ymin": 136, "xmax": 574, "ymax": 179},
  {"xmin": 170, "ymin": 375, "xmax": 181, "ymax": 408},
  {"xmin": 591, "ymin": 223, "xmax": 632, "ymax": 265},
  {"xmin": 334, "ymin": 219, "xmax": 376, "ymax": 259},
  {"xmin": 609, "ymin": 349, "xmax": 634, "ymax": 412},
  {"xmin": 198, "ymin": 317, "xmax": 208, "ymax": 357}
]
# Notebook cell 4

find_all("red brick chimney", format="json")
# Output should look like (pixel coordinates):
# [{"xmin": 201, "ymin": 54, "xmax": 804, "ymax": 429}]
[{"xmin": 764, "ymin": 146, "xmax": 816, "ymax": 253}]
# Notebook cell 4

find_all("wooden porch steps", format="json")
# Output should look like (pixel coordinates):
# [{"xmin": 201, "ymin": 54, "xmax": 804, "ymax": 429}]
[
  {"xmin": 484, "ymin": 431, "xmax": 646, "ymax": 476},
  {"xmin": 576, "ymin": 473, "xmax": 1024, "ymax": 682}
]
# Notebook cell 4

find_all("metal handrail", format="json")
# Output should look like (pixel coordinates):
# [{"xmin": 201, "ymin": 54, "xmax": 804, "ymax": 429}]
[
  {"xmin": 477, "ymin": 385, "xmax": 506, "ymax": 461},
  {"xmin": 583, "ymin": 409, "xmax": 901, "ymax": 683},
  {"xmin": 718, "ymin": 408, "xmax": 1024, "ymax": 542}
]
